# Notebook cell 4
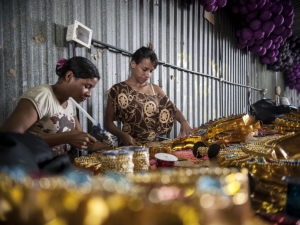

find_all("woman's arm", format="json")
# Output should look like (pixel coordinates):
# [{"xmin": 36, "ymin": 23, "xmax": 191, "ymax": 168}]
[
  {"xmin": 104, "ymin": 97, "xmax": 135, "ymax": 145},
  {"xmin": 175, "ymin": 110, "xmax": 192, "ymax": 138},
  {"xmin": 0, "ymin": 99, "xmax": 39, "ymax": 133},
  {"xmin": 0, "ymin": 99, "xmax": 96, "ymax": 149}
]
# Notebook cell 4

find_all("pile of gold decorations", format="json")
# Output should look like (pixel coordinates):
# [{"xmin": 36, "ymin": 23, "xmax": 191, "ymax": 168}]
[
  {"xmin": 145, "ymin": 136, "xmax": 202, "ymax": 156},
  {"xmin": 0, "ymin": 167, "xmax": 270, "ymax": 225},
  {"xmin": 74, "ymin": 154, "xmax": 102, "ymax": 175},
  {"xmin": 274, "ymin": 110, "xmax": 300, "ymax": 133},
  {"xmin": 145, "ymin": 141, "xmax": 172, "ymax": 158},
  {"xmin": 202, "ymin": 114, "xmax": 260, "ymax": 145},
  {"xmin": 169, "ymin": 136, "xmax": 202, "ymax": 151},
  {"xmin": 217, "ymin": 132, "xmax": 300, "ymax": 214}
]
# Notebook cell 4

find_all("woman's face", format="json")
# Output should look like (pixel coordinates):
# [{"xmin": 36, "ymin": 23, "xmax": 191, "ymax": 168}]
[
  {"xmin": 131, "ymin": 58, "xmax": 155, "ymax": 85},
  {"xmin": 67, "ymin": 72, "xmax": 99, "ymax": 103}
]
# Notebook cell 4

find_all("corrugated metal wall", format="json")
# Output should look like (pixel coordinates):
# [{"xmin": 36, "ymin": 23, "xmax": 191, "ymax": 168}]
[{"xmin": 1, "ymin": 0, "xmax": 299, "ymax": 139}]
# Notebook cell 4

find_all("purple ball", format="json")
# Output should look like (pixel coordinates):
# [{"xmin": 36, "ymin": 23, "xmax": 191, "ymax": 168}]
[
  {"xmin": 249, "ymin": 19, "xmax": 262, "ymax": 31},
  {"xmin": 267, "ymin": 50, "xmax": 275, "ymax": 57},
  {"xmin": 255, "ymin": 38, "xmax": 264, "ymax": 45},
  {"xmin": 241, "ymin": 28, "xmax": 253, "ymax": 40},
  {"xmin": 284, "ymin": 16, "xmax": 294, "ymax": 28},
  {"xmin": 253, "ymin": 30, "xmax": 265, "ymax": 39},
  {"xmin": 262, "ymin": 1, "xmax": 273, "ymax": 10},
  {"xmin": 263, "ymin": 39, "xmax": 273, "ymax": 49},
  {"xmin": 205, "ymin": 4, "xmax": 217, "ymax": 12},
  {"xmin": 270, "ymin": 44, "xmax": 276, "ymax": 50},
  {"xmin": 246, "ymin": 39, "xmax": 255, "ymax": 46},
  {"xmin": 247, "ymin": 3, "xmax": 258, "ymax": 11},
  {"xmin": 257, "ymin": 0, "xmax": 267, "ymax": 9},
  {"xmin": 246, "ymin": 10, "xmax": 258, "ymax": 21},
  {"xmin": 240, "ymin": 5, "xmax": 249, "ymax": 14},
  {"xmin": 262, "ymin": 1, "xmax": 272, "ymax": 10},
  {"xmin": 282, "ymin": 5, "xmax": 293, "ymax": 17},
  {"xmin": 236, "ymin": 29, "xmax": 241, "ymax": 38},
  {"xmin": 262, "ymin": 21, "xmax": 276, "ymax": 35},
  {"xmin": 273, "ymin": 25, "xmax": 285, "ymax": 35},
  {"xmin": 276, "ymin": 36, "xmax": 283, "ymax": 44},
  {"xmin": 273, "ymin": 15, "xmax": 284, "ymax": 27},
  {"xmin": 259, "ymin": 10, "xmax": 273, "ymax": 21},
  {"xmin": 217, "ymin": 0, "xmax": 227, "ymax": 7},
  {"xmin": 270, "ymin": 3, "xmax": 283, "ymax": 15},
  {"xmin": 269, "ymin": 56, "xmax": 277, "ymax": 63},
  {"xmin": 258, "ymin": 47, "xmax": 267, "ymax": 56},
  {"xmin": 261, "ymin": 56, "xmax": 270, "ymax": 64},
  {"xmin": 282, "ymin": 28, "xmax": 292, "ymax": 38},
  {"xmin": 274, "ymin": 42, "xmax": 281, "ymax": 49},
  {"xmin": 253, "ymin": 45, "xmax": 263, "ymax": 53},
  {"xmin": 269, "ymin": 33, "xmax": 280, "ymax": 42},
  {"xmin": 239, "ymin": 38, "xmax": 248, "ymax": 45}
]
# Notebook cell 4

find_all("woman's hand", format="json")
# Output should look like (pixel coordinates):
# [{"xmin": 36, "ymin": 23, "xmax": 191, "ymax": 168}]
[
  {"xmin": 177, "ymin": 120, "xmax": 193, "ymax": 138},
  {"xmin": 121, "ymin": 132, "xmax": 136, "ymax": 146},
  {"xmin": 66, "ymin": 130, "xmax": 97, "ymax": 149}
]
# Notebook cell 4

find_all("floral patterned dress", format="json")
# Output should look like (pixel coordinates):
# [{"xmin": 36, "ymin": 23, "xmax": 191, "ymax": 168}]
[{"xmin": 108, "ymin": 82, "xmax": 178, "ymax": 144}]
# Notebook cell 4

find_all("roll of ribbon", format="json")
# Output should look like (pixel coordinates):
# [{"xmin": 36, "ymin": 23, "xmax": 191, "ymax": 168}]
[{"xmin": 155, "ymin": 153, "xmax": 178, "ymax": 168}]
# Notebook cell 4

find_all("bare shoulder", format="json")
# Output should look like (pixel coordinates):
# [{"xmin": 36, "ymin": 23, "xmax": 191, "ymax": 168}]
[{"xmin": 151, "ymin": 83, "xmax": 166, "ymax": 96}]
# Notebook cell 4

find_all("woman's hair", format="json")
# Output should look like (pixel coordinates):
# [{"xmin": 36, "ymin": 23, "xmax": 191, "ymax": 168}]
[
  {"xmin": 131, "ymin": 43, "xmax": 159, "ymax": 68},
  {"xmin": 56, "ymin": 56, "xmax": 100, "ymax": 80}
]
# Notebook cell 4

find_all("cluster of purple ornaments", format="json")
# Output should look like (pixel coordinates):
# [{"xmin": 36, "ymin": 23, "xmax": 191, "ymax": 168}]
[
  {"xmin": 268, "ymin": 35, "xmax": 300, "ymax": 72},
  {"xmin": 229, "ymin": 0, "xmax": 294, "ymax": 65},
  {"xmin": 285, "ymin": 62, "xmax": 300, "ymax": 92},
  {"xmin": 199, "ymin": 0, "xmax": 227, "ymax": 12}
]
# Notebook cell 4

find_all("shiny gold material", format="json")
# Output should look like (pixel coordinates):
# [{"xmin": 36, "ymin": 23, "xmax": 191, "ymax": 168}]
[
  {"xmin": 145, "ymin": 142, "xmax": 172, "ymax": 158},
  {"xmin": 0, "ymin": 167, "xmax": 269, "ymax": 225},
  {"xmin": 74, "ymin": 155, "xmax": 102, "ymax": 175},
  {"xmin": 202, "ymin": 114, "xmax": 260, "ymax": 145},
  {"xmin": 282, "ymin": 110, "xmax": 300, "ymax": 121},
  {"xmin": 217, "ymin": 132, "xmax": 300, "ymax": 214},
  {"xmin": 171, "ymin": 136, "xmax": 202, "ymax": 151},
  {"xmin": 274, "ymin": 117, "xmax": 300, "ymax": 133},
  {"xmin": 242, "ymin": 133, "xmax": 300, "ymax": 160}
]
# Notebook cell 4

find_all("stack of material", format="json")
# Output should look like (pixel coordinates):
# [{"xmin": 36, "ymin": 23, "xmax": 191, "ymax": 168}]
[
  {"xmin": 202, "ymin": 114, "xmax": 261, "ymax": 146},
  {"xmin": 274, "ymin": 110, "xmax": 300, "ymax": 133},
  {"xmin": 218, "ymin": 132, "xmax": 300, "ymax": 214}
]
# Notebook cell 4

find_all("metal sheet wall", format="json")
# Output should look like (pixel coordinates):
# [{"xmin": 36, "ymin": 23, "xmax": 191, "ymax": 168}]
[{"xmin": 1, "ymin": 0, "xmax": 299, "ymax": 139}]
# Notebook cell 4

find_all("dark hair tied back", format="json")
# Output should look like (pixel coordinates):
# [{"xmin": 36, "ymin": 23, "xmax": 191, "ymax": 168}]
[
  {"xmin": 55, "ymin": 56, "xmax": 100, "ymax": 80},
  {"xmin": 131, "ymin": 43, "xmax": 159, "ymax": 68}
]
